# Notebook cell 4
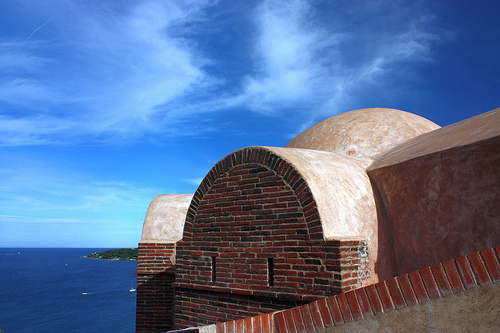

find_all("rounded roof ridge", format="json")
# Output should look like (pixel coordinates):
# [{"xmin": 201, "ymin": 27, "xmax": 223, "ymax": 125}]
[
  {"xmin": 141, "ymin": 194, "xmax": 193, "ymax": 243},
  {"xmin": 369, "ymin": 107, "xmax": 500, "ymax": 170}
]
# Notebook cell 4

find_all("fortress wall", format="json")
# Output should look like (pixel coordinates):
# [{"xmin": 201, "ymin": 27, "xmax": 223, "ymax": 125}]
[
  {"xmin": 173, "ymin": 147, "xmax": 369, "ymax": 329},
  {"xmin": 210, "ymin": 245, "xmax": 500, "ymax": 333},
  {"xmin": 368, "ymin": 134, "xmax": 500, "ymax": 280}
]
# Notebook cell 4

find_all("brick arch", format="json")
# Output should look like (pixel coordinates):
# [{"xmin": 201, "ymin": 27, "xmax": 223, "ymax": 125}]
[
  {"xmin": 173, "ymin": 147, "xmax": 369, "ymax": 329},
  {"xmin": 184, "ymin": 146, "xmax": 323, "ymax": 241}
]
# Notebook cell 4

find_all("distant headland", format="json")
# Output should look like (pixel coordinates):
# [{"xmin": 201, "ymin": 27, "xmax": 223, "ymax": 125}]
[{"xmin": 84, "ymin": 248, "xmax": 137, "ymax": 261}]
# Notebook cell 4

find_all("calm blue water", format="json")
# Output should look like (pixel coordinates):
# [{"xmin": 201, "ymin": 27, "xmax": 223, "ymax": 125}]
[{"xmin": 0, "ymin": 248, "xmax": 137, "ymax": 333}]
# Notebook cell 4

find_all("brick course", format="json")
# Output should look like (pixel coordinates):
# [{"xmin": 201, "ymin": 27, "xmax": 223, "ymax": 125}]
[{"xmin": 174, "ymin": 287, "xmax": 302, "ymax": 329}]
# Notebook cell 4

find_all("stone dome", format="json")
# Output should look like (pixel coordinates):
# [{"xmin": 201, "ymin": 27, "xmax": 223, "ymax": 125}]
[{"xmin": 286, "ymin": 108, "xmax": 441, "ymax": 158}]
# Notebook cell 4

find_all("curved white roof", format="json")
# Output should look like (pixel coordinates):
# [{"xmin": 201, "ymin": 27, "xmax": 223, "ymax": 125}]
[
  {"xmin": 287, "ymin": 108, "xmax": 440, "ymax": 158},
  {"xmin": 141, "ymin": 194, "xmax": 193, "ymax": 243}
]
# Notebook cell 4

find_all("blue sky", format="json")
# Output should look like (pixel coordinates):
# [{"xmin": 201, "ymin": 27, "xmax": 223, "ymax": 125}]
[{"xmin": 1, "ymin": 0, "xmax": 499, "ymax": 248}]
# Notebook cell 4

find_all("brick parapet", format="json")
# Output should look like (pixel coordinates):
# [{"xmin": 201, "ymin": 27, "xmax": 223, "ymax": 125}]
[
  {"xmin": 175, "ymin": 239, "xmax": 368, "ymax": 299},
  {"xmin": 174, "ymin": 287, "xmax": 302, "ymax": 329},
  {"xmin": 211, "ymin": 245, "xmax": 500, "ymax": 333}
]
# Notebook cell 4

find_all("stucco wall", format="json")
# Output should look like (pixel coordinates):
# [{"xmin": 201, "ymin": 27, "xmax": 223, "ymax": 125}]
[{"xmin": 368, "ymin": 124, "xmax": 500, "ymax": 280}]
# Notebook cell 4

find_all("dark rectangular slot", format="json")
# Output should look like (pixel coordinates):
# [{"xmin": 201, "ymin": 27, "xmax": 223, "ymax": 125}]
[
  {"xmin": 212, "ymin": 256, "xmax": 216, "ymax": 282},
  {"xmin": 268, "ymin": 258, "xmax": 274, "ymax": 286}
]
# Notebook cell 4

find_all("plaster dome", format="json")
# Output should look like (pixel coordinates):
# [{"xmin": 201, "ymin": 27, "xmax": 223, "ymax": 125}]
[{"xmin": 286, "ymin": 108, "xmax": 441, "ymax": 158}]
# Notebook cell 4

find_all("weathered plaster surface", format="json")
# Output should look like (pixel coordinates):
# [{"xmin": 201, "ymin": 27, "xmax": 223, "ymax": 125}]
[
  {"xmin": 141, "ymin": 194, "xmax": 193, "ymax": 243},
  {"xmin": 370, "ymin": 107, "xmax": 500, "ymax": 169},
  {"xmin": 368, "ymin": 109, "xmax": 500, "ymax": 279},
  {"xmin": 265, "ymin": 147, "xmax": 376, "ymax": 240},
  {"xmin": 262, "ymin": 146, "xmax": 379, "ymax": 285},
  {"xmin": 320, "ymin": 282, "xmax": 500, "ymax": 333},
  {"xmin": 287, "ymin": 108, "xmax": 440, "ymax": 159}
]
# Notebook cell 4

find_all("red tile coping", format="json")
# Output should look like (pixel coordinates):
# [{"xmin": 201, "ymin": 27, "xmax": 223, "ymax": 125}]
[
  {"xmin": 468, "ymin": 252, "xmax": 492, "ymax": 286},
  {"xmin": 455, "ymin": 256, "xmax": 478, "ymax": 289},
  {"xmin": 374, "ymin": 281, "xmax": 394, "ymax": 312},
  {"xmin": 354, "ymin": 288, "xmax": 373, "ymax": 317},
  {"xmin": 326, "ymin": 296, "xmax": 344, "ymax": 325},
  {"xmin": 297, "ymin": 304, "xmax": 314, "ymax": 333},
  {"xmin": 364, "ymin": 284, "xmax": 383, "ymax": 315},
  {"xmin": 481, "ymin": 248, "xmax": 500, "ymax": 282},
  {"xmin": 442, "ymin": 260, "xmax": 465, "ymax": 293},
  {"xmin": 431, "ymin": 263, "xmax": 453, "ymax": 297},
  {"xmin": 396, "ymin": 275, "xmax": 417, "ymax": 306},
  {"xmin": 290, "ymin": 307, "xmax": 306, "ymax": 333},
  {"xmin": 385, "ymin": 278, "xmax": 406, "ymax": 309},
  {"xmin": 202, "ymin": 245, "xmax": 500, "ymax": 333},
  {"xmin": 419, "ymin": 267, "xmax": 440, "ymax": 299},
  {"xmin": 407, "ymin": 271, "xmax": 429, "ymax": 303}
]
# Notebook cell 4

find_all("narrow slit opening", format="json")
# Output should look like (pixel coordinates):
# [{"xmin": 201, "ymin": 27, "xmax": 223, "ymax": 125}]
[
  {"xmin": 268, "ymin": 258, "xmax": 274, "ymax": 286},
  {"xmin": 212, "ymin": 256, "xmax": 216, "ymax": 282}
]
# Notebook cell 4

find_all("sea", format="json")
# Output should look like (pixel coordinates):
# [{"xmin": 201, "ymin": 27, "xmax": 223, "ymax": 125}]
[{"xmin": 0, "ymin": 248, "xmax": 137, "ymax": 333}]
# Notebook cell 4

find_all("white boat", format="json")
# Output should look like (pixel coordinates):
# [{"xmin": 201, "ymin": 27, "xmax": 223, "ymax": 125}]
[{"xmin": 130, "ymin": 281, "xmax": 136, "ymax": 292}]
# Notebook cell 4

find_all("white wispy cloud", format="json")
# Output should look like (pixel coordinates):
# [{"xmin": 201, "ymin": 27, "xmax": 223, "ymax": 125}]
[
  {"xmin": 0, "ymin": 42, "xmax": 50, "ymax": 73},
  {"xmin": 0, "ymin": 78, "xmax": 60, "ymax": 106},
  {"xmin": 0, "ymin": 0, "xmax": 216, "ymax": 145},
  {"xmin": 0, "ymin": 0, "xmax": 444, "ymax": 146},
  {"xmin": 75, "ymin": 1, "xmax": 212, "ymax": 133},
  {"xmin": 182, "ymin": 177, "xmax": 204, "ymax": 186},
  {"xmin": 212, "ymin": 0, "xmax": 443, "ymax": 136},
  {"xmin": 229, "ymin": 0, "xmax": 338, "ymax": 113}
]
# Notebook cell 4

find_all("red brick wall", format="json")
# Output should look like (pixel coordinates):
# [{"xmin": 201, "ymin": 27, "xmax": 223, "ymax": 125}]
[
  {"xmin": 215, "ymin": 245, "xmax": 500, "ymax": 333},
  {"xmin": 174, "ymin": 147, "xmax": 369, "ymax": 329},
  {"xmin": 174, "ymin": 287, "xmax": 303, "ymax": 328},
  {"xmin": 136, "ymin": 242, "xmax": 176, "ymax": 333}
]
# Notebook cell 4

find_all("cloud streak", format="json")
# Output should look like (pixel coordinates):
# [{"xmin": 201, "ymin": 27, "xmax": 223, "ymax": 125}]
[
  {"xmin": 0, "ymin": 0, "xmax": 215, "ymax": 145},
  {"xmin": 0, "ymin": 0, "xmax": 443, "ymax": 146},
  {"xmin": 229, "ymin": 0, "xmax": 337, "ymax": 113},
  {"xmin": 206, "ymin": 0, "xmax": 443, "ymax": 136}
]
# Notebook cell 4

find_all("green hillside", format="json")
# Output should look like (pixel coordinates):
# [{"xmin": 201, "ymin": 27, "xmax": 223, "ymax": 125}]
[{"xmin": 85, "ymin": 248, "xmax": 138, "ymax": 261}]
